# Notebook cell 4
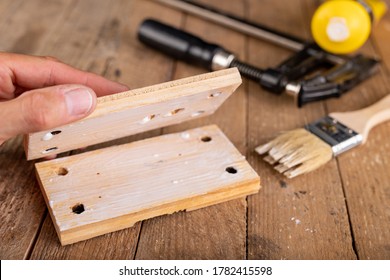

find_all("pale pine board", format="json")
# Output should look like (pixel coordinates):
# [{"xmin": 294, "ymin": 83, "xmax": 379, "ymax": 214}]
[
  {"xmin": 25, "ymin": 68, "xmax": 241, "ymax": 160},
  {"xmin": 35, "ymin": 125, "xmax": 261, "ymax": 245}
]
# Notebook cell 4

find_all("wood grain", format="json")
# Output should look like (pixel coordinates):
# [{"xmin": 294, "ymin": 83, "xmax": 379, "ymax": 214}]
[
  {"xmin": 1, "ymin": 0, "xmax": 389, "ymax": 260},
  {"xmin": 35, "ymin": 125, "xmax": 260, "ymax": 245},
  {"xmin": 372, "ymin": 0, "xmax": 390, "ymax": 74},
  {"xmin": 30, "ymin": 0, "xmax": 184, "ymax": 259},
  {"xmin": 135, "ymin": 0, "xmax": 250, "ymax": 260},
  {"xmin": 322, "ymin": 0, "xmax": 390, "ymax": 259},
  {"xmin": 246, "ymin": 0, "xmax": 356, "ymax": 259},
  {"xmin": 0, "ymin": 0, "xmax": 76, "ymax": 260},
  {"xmin": 30, "ymin": 214, "xmax": 140, "ymax": 259},
  {"xmin": 25, "ymin": 68, "xmax": 241, "ymax": 160},
  {"xmin": 330, "ymin": 94, "xmax": 390, "ymax": 143},
  {"xmin": 0, "ymin": 137, "xmax": 46, "ymax": 259}
]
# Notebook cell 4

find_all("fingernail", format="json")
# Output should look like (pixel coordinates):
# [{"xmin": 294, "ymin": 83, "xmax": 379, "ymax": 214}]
[
  {"xmin": 119, "ymin": 83, "xmax": 130, "ymax": 91},
  {"xmin": 64, "ymin": 88, "xmax": 94, "ymax": 116}
]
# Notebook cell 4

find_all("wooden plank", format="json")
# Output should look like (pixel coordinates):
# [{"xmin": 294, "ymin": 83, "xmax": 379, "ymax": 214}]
[
  {"xmin": 25, "ymin": 68, "xmax": 241, "ymax": 160},
  {"xmin": 30, "ymin": 0, "xmax": 185, "ymax": 259},
  {"xmin": 30, "ymin": 214, "xmax": 141, "ymax": 260},
  {"xmin": 246, "ymin": 0, "xmax": 356, "ymax": 259},
  {"xmin": 372, "ymin": 0, "xmax": 390, "ymax": 74},
  {"xmin": 35, "ymin": 125, "xmax": 260, "ymax": 245},
  {"xmin": 5, "ymin": 0, "xmax": 388, "ymax": 260},
  {"xmin": 135, "ymin": 0, "xmax": 249, "ymax": 260},
  {"xmin": 0, "ymin": 0, "xmax": 78, "ymax": 260},
  {"xmin": 0, "ymin": 0, "xmax": 67, "ymax": 54},
  {"xmin": 0, "ymin": 137, "xmax": 47, "ymax": 259},
  {"xmin": 321, "ymin": 0, "xmax": 390, "ymax": 259}
]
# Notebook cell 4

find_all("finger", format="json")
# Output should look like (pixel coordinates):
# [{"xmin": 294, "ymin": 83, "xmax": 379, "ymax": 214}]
[
  {"xmin": 0, "ymin": 84, "xmax": 97, "ymax": 144},
  {"xmin": 43, "ymin": 154, "xmax": 58, "ymax": 160},
  {"xmin": 0, "ymin": 53, "xmax": 129, "ymax": 97}
]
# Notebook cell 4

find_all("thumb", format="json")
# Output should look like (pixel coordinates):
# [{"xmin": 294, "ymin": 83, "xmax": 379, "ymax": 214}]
[{"xmin": 0, "ymin": 84, "xmax": 97, "ymax": 144}]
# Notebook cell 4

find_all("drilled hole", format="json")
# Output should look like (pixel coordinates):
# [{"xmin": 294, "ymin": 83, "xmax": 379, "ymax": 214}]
[
  {"xmin": 42, "ymin": 147, "xmax": 58, "ymax": 154},
  {"xmin": 208, "ymin": 92, "xmax": 221, "ymax": 98},
  {"xmin": 72, "ymin": 203, "xmax": 85, "ymax": 214},
  {"xmin": 225, "ymin": 167, "xmax": 238, "ymax": 174},
  {"xmin": 140, "ymin": 114, "xmax": 156, "ymax": 124},
  {"xmin": 58, "ymin": 167, "xmax": 68, "ymax": 176},
  {"xmin": 114, "ymin": 69, "xmax": 121, "ymax": 77},
  {"xmin": 191, "ymin": 110, "xmax": 205, "ymax": 117},
  {"xmin": 201, "ymin": 136, "xmax": 212, "ymax": 142},
  {"xmin": 42, "ymin": 130, "xmax": 62, "ymax": 141},
  {"xmin": 164, "ymin": 108, "xmax": 185, "ymax": 117}
]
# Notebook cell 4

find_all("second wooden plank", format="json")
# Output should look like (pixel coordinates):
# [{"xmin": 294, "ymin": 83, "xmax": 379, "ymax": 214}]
[{"xmin": 35, "ymin": 125, "xmax": 261, "ymax": 245}]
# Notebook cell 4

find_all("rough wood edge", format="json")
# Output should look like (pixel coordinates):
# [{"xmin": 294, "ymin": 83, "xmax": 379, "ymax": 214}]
[
  {"xmin": 24, "ymin": 68, "xmax": 241, "ymax": 160},
  {"xmin": 35, "ymin": 165, "xmax": 260, "ymax": 246}
]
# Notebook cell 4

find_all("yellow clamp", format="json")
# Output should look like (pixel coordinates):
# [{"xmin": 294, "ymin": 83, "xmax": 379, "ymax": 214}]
[{"xmin": 311, "ymin": 0, "xmax": 387, "ymax": 54}]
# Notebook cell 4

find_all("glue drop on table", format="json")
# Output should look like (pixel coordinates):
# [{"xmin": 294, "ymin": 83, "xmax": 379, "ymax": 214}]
[{"xmin": 311, "ymin": 0, "xmax": 387, "ymax": 54}]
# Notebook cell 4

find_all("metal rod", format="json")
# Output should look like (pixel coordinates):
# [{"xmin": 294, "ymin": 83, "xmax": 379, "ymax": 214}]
[
  {"xmin": 156, "ymin": 0, "xmax": 306, "ymax": 51},
  {"xmin": 155, "ymin": 0, "xmax": 347, "ymax": 65}
]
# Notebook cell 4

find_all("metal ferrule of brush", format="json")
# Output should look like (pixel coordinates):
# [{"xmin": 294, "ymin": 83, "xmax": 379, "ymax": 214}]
[{"xmin": 305, "ymin": 116, "xmax": 363, "ymax": 156}]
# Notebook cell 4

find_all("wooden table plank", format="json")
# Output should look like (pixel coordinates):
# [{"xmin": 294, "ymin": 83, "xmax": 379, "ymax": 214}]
[
  {"xmin": 29, "ymin": 0, "xmax": 141, "ymax": 259},
  {"xmin": 321, "ymin": 2, "xmax": 390, "ymax": 259},
  {"xmin": 372, "ymin": 0, "xmax": 390, "ymax": 74},
  {"xmin": 0, "ymin": 137, "xmax": 46, "ymax": 259},
  {"xmin": 0, "ymin": 0, "xmax": 70, "ymax": 55},
  {"xmin": 0, "ymin": 0, "xmax": 76, "ymax": 260},
  {"xmin": 135, "ymin": 0, "xmax": 250, "ymax": 260},
  {"xmin": 1, "ymin": 0, "xmax": 389, "ymax": 260},
  {"xmin": 246, "ymin": 0, "xmax": 356, "ymax": 259},
  {"xmin": 29, "ymin": 0, "xmax": 184, "ymax": 259}
]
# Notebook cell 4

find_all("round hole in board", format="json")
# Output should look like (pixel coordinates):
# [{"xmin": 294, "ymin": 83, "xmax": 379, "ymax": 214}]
[
  {"xmin": 201, "ymin": 136, "xmax": 212, "ymax": 142},
  {"xmin": 42, "ymin": 147, "xmax": 58, "ymax": 154},
  {"xmin": 140, "ymin": 114, "xmax": 156, "ymax": 124},
  {"xmin": 191, "ymin": 110, "xmax": 205, "ymax": 117},
  {"xmin": 225, "ymin": 167, "xmax": 238, "ymax": 174},
  {"xmin": 208, "ymin": 92, "xmax": 222, "ymax": 98},
  {"xmin": 72, "ymin": 203, "xmax": 85, "ymax": 214},
  {"xmin": 114, "ymin": 68, "xmax": 121, "ymax": 78},
  {"xmin": 58, "ymin": 167, "xmax": 68, "ymax": 176},
  {"xmin": 164, "ymin": 108, "xmax": 185, "ymax": 117}
]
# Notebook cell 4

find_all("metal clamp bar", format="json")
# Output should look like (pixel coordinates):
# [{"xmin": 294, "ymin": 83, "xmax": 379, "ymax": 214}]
[{"xmin": 155, "ymin": 0, "xmax": 305, "ymax": 51}]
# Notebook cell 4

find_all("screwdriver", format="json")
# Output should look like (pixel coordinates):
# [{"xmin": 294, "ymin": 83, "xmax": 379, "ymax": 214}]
[
  {"xmin": 138, "ymin": 19, "xmax": 378, "ymax": 107},
  {"xmin": 138, "ymin": 19, "xmax": 287, "ymax": 94}
]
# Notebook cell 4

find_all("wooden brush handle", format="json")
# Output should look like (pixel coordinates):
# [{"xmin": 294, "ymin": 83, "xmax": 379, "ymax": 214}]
[{"xmin": 330, "ymin": 94, "xmax": 390, "ymax": 143}]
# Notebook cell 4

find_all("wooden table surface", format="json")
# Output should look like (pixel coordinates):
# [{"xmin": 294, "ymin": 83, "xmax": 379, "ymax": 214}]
[{"xmin": 1, "ymin": 0, "xmax": 390, "ymax": 260}]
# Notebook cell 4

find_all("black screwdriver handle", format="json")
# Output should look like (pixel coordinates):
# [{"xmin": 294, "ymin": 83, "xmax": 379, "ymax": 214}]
[
  {"xmin": 138, "ymin": 19, "xmax": 287, "ymax": 96},
  {"xmin": 138, "ymin": 19, "xmax": 225, "ymax": 70}
]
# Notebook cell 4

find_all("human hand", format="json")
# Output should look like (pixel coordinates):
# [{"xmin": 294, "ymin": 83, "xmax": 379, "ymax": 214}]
[{"xmin": 0, "ymin": 52, "xmax": 129, "ymax": 146}]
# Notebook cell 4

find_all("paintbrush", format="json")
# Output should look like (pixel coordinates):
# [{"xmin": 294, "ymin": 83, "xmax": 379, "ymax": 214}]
[{"xmin": 256, "ymin": 94, "xmax": 390, "ymax": 178}]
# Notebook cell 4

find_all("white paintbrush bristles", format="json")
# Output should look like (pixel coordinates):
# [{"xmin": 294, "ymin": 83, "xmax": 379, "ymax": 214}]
[{"xmin": 255, "ymin": 128, "xmax": 333, "ymax": 178}]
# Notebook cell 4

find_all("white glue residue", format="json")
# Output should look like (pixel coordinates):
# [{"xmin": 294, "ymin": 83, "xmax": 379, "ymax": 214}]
[
  {"xmin": 181, "ymin": 132, "xmax": 190, "ymax": 139},
  {"xmin": 42, "ymin": 133, "xmax": 53, "ymax": 141}
]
